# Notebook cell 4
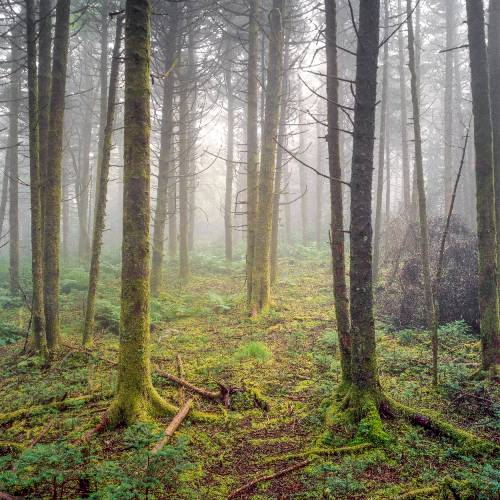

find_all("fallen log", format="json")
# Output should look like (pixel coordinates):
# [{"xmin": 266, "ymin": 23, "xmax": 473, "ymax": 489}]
[{"xmin": 151, "ymin": 399, "xmax": 193, "ymax": 454}]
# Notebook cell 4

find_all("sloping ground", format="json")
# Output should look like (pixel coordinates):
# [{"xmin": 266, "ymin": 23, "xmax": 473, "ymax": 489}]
[{"xmin": 0, "ymin": 249, "xmax": 498, "ymax": 499}]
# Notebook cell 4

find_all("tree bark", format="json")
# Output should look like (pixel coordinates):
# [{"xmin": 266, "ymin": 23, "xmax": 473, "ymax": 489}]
[
  {"xmin": 109, "ymin": 0, "xmax": 176, "ymax": 425},
  {"xmin": 298, "ymin": 86, "xmax": 309, "ymax": 246},
  {"xmin": 325, "ymin": 0, "xmax": 351, "ymax": 386},
  {"xmin": 488, "ymin": 0, "xmax": 500, "ymax": 309},
  {"xmin": 43, "ymin": 0, "xmax": 71, "ymax": 353},
  {"xmin": 250, "ymin": 0, "xmax": 284, "ymax": 315},
  {"xmin": 407, "ymin": 0, "xmax": 439, "ymax": 385},
  {"xmin": 26, "ymin": 0, "xmax": 46, "ymax": 353},
  {"xmin": 82, "ymin": 17, "xmax": 123, "ymax": 347},
  {"xmin": 466, "ymin": 0, "xmax": 500, "ymax": 374}
]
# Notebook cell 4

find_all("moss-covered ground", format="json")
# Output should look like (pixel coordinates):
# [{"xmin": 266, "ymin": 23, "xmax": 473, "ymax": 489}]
[{"xmin": 0, "ymin": 246, "xmax": 498, "ymax": 498}]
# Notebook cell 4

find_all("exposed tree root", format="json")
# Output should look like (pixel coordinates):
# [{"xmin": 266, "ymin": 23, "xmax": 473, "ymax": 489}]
[
  {"xmin": 386, "ymin": 396, "xmax": 498, "ymax": 453},
  {"xmin": 0, "ymin": 394, "xmax": 105, "ymax": 426}
]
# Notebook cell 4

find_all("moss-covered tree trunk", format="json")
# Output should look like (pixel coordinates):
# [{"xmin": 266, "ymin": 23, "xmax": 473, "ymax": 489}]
[
  {"xmin": 397, "ymin": 0, "xmax": 411, "ymax": 212},
  {"xmin": 407, "ymin": 0, "xmax": 439, "ymax": 385},
  {"xmin": 466, "ymin": 0, "xmax": 500, "ymax": 374},
  {"xmin": 82, "ymin": 17, "xmax": 123, "ymax": 347},
  {"xmin": 372, "ymin": 0, "xmax": 389, "ymax": 284},
  {"xmin": 38, "ymin": 0, "xmax": 52, "ymax": 231},
  {"xmin": 246, "ymin": 0, "xmax": 260, "ymax": 304},
  {"xmin": 43, "ymin": 0, "xmax": 71, "ymax": 353},
  {"xmin": 250, "ymin": 0, "xmax": 284, "ymax": 316},
  {"xmin": 489, "ymin": 0, "xmax": 500, "ymax": 309},
  {"xmin": 109, "ymin": 0, "xmax": 176, "ymax": 425},
  {"xmin": 8, "ymin": 23, "xmax": 21, "ymax": 296},
  {"xmin": 151, "ymin": 3, "xmax": 178, "ymax": 294},
  {"xmin": 26, "ymin": 0, "xmax": 46, "ymax": 353},
  {"xmin": 346, "ymin": 0, "xmax": 383, "ymax": 429},
  {"xmin": 325, "ymin": 0, "xmax": 351, "ymax": 387}
]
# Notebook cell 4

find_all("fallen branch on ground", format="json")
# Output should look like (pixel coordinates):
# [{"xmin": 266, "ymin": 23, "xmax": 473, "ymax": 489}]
[{"xmin": 151, "ymin": 398, "xmax": 193, "ymax": 454}]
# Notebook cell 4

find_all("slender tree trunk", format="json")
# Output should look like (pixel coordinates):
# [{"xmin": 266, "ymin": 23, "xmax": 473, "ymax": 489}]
[
  {"xmin": 397, "ymin": 0, "xmax": 410, "ymax": 212},
  {"xmin": 385, "ymin": 125, "xmax": 391, "ymax": 225},
  {"xmin": 349, "ymin": 0, "xmax": 381, "ymax": 405},
  {"xmin": 168, "ymin": 173, "xmax": 177, "ymax": 258},
  {"xmin": 466, "ymin": 0, "xmax": 499, "ymax": 374},
  {"xmin": 488, "ymin": 0, "xmax": 500, "ymax": 309},
  {"xmin": 62, "ymin": 165, "xmax": 69, "ymax": 261},
  {"xmin": 0, "ymin": 153, "xmax": 8, "ymax": 240},
  {"xmin": 443, "ymin": 0, "xmax": 455, "ymax": 211},
  {"xmin": 271, "ymin": 30, "xmax": 289, "ymax": 284},
  {"xmin": 43, "ymin": 0, "xmax": 71, "ymax": 353},
  {"xmin": 39, "ymin": 0, "xmax": 52, "ymax": 231},
  {"xmin": 109, "ymin": 0, "xmax": 175, "ymax": 426},
  {"xmin": 224, "ymin": 48, "xmax": 235, "ymax": 262},
  {"xmin": 373, "ymin": 0, "xmax": 390, "ymax": 283},
  {"xmin": 315, "ymin": 121, "xmax": 323, "ymax": 247},
  {"xmin": 298, "ymin": 86, "xmax": 309, "ymax": 246},
  {"xmin": 151, "ymin": 4, "xmax": 178, "ymax": 294},
  {"xmin": 250, "ymin": 0, "xmax": 284, "ymax": 316},
  {"xmin": 246, "ymin": 0, "xmax": 260, "ymax": 303},
  {"xmin": 325, "ymin": 0, "xmax": 351, "ymax": 387},
  {"xmin": 8, "ymin": 25, "xmax": 21, "ymax": 295},
  {"xmin": 407, "ymin": 0, "xmax": 439, "ymax": 385},
  {"xmin": 82, "ymin": 17, "xmax": 123, "ymax": 347},
  {"xmin": 26, "ymin": 0, "xmax": 46, "ymax": 352}
]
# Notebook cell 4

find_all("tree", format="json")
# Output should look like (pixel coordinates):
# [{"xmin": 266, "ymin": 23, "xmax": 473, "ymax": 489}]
[
  {"xmin": 407, "ymin": 0, "xmax": 438, "ymax": 385},
  {"xmin": 151, "ymin": 2, "xmax": 179, "ymax": 294},
  {"xmin": 373, "ymin": 0, "xmax": 390, "ymax": 283},
  {"xmin": 489, "ymin": 0, "xmax": 500, "ymax": 305},
  {"xmin": 249, "ymin": 0, "xmax": 284, "ymax": 316},
  {"xmin": 466, "ymin": 0, "xmax": 499, "ymax": 375},
  {"xmin": 26, "ymin": 0, "xmax": 46, "ymax": 353},
  {"xmin": 109, "ymin": 0, "xmax": 176, "ymax": 425},
  {"xmin": 8, "ymin": 21, "xmax": 21, "ymax": 295},
  {"xmin": 246, "ymin": 0, "xmax": 260, "ymax": 304},
  {"xmin": 82, "ymin": 16, "xmax": 123, "ymax": 347},
  {"xmin": 43, "ymin": 0, "xmax": 71, "ymax": 353},
  {"xmin": 325, "ymin": 0, "xmax": 350, "ymax": 387}
]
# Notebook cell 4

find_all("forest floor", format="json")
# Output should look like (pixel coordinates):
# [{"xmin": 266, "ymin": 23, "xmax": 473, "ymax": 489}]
[{"xmin": 0, "ymin": 246, "xmax": 498, "ymax": 499}]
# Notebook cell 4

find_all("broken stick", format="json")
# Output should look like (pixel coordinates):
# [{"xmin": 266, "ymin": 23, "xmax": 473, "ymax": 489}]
[{"xmin": 151, "ymin": 398, "xmax": 193, "ymax": 454}]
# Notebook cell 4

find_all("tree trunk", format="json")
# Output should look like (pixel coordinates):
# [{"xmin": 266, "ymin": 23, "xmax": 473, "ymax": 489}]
[
  {"xmin": 298, "ymin": 86, "xmax": 309, "ymax": 246},
  {"xmin": 443, "ymin": 0, "xmax": 455, "ymax": 211},
  {"xmin": 8, "ymin": 24, "xmax": 21, "ymax": 295},
  {"xmin": 224, "ymin": 48, "xmax": 235, "ymax": 263},
  {"xmin": 82, "ymin": 16, "xmax": 123, "ymax": 347},
  {"xmin": 325, "ymin": 0, "xmax": 351, "ymax": 386},
  {"xmin": 271, "ymin": 29, "xmax": 290, "ymax": 284},
  {"xmin": 151, "ymin": 3, "xmax": 178, "ymax": 294},
  {"xmin": 26, "ymin": 0, "xmax": 46, "ymax": 353},
  {"xmin": 250, "ymin": 0, "xmax": 284, "ymax": 316},
  {"xmin": 43, "ymin": 0, "xmax": 71, "ymax": 353},
  {"xmin": 62, "ymin": 164, "xmax": 69, "ymax": 261},
  {"xmin": 373, "ymin": 0, "xmax": 390, "ymax": 283},
  {"xmin": 39, "ymin": 0, "xmax": 52, "ymax": 232},
  {"xmin": 109, "ymin": 0, "xmax": 174, "ymax": 425},
  {"xmin": 385, "ymin": 125, "xmax": 391, "ymax": 225},
  {"xmin": 466, "ymin": 0, "xmax": 500, "ymax": 374},
  {"xmin": 397, "ymin": 0, "xmax": 410, "ymax": 212},
  {"xmin": 407, "ymin": 0, "xmax": 439, "ymax": 385},
  {"xmin": 246, "ymin": 0, "xmax": 260, "ymax": 303},
  {"xmin": 315, "ymin": 120, "xmax": 323, "ymax": 248},
  {"xmin": 0, "ymin": 152, "xmax": 8, "ymax": 239},
  {"xmin": 488, "ymin": 0, "xmax": 500, "ymax": 311}
]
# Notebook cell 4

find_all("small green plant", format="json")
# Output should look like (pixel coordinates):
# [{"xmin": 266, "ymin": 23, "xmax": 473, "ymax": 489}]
[
  {"xmin": 95, "ymin": 299, "xmax": 120, "ymax": 333},
  {"xmin": 207, "ymin": 291, "xmax": 232, "ymax": 312},
  {"xmin": 234, "ymin": 341, "xmax": 272, "ymax": 363},
  {"xmin": 0, "ymin": 320, "xmax": 23, "ymax": 346}
]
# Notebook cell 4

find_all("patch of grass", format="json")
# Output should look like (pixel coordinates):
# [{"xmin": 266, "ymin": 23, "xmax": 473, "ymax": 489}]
[{"xmin": 234, "ymin": 341, "xmax": 272, "ymax": 363}]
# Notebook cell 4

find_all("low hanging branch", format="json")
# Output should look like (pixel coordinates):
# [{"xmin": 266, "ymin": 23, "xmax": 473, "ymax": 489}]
[{"xmin": 151, "ymin": 398, "xmax": 193, "ymax": 454}]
